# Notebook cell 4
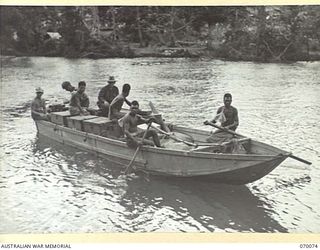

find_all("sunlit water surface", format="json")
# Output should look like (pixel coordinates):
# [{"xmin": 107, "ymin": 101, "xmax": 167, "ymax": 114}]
[{"xmin": 1, "ymin": 56, "xmax": 319, "ymax": 233}]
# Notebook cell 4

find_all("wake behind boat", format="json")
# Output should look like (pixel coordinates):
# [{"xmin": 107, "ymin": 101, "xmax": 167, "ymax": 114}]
[{"xmin": 34, "ymin": 110, "xmax": 294, "ymax": 185}]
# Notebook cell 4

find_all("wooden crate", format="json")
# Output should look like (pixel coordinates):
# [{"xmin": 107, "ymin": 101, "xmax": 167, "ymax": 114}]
[
  {"xmin": 83, "ymin": 117, "xmax": 123, "ymax": 138},
  {"xmin": 67, "ymin": 115, "xmax": 97, "ymax": 131},
  {"xmin": 83, "ymin": 117, "xmax": 112, "ymax": 135},
  {"xmin": 50, "ymin": 111, "xmax": 71, "ymax": 126}
]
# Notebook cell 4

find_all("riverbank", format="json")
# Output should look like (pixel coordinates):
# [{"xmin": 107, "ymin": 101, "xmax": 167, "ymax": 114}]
[{"xmin": 2, "ymin": 44, "xmax": 320, "ymax": 62}]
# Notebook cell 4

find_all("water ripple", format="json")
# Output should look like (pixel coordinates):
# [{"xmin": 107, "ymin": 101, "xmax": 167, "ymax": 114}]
[{"xmin": 1, "ymin": 57, "xmax": 319, "ymax": 233}]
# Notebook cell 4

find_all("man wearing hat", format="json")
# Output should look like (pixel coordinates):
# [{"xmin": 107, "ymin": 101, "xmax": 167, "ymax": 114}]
[
  {"xmin": 31, "ymin": 87, "xmax": 49, "ymax": 121},
  {"xmin": 97, "ymin": 76, "xmax": 119, "ymax": 117}
]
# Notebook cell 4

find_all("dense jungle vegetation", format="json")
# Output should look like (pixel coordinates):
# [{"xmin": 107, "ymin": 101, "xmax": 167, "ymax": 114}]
[{"xmin": 1, "ymin": 6, "xmax": 320, "ymax": 62}]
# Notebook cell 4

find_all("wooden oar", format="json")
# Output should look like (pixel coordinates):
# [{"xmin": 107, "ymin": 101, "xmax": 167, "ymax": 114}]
[
  {"xmin": 124, "ymin": 122, "xmax": 152, "ymax": 175},
  {"xmin": 204, "ymin": 121, "xmax": 312, "ymax": 165},
  {"xmin": 151, "ymin": 124, "xmax": 197, "ymax": 147},
  {"xmin": 204, "ymin": 121, "xmax": 242, "ymax": 137}
]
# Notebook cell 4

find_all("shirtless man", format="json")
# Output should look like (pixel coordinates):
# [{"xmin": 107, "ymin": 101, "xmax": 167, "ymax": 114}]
[
  {"xmin": 204, "ymin": 93, "xmax": 239, "ymax": 144},
  {"xmin": 205, "ymin": 93, "xmax": 239, "ymax": 131},
  {"xmin": 119, "ymin": 101, "xmax": 161, "ymax": 148},
  {"xmin": 108, "ymin": 84, "xmax": 131, "ymax": 120}
]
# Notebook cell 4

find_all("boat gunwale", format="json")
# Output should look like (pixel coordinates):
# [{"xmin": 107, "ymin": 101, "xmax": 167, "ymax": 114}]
[{"xmin": 38, "ymin": 120, "xmax": 291, "ymax": 161}]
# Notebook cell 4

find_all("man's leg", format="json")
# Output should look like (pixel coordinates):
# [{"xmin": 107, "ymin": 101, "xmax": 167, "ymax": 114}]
[
  {"xmin": 145, "ymin": 130, "xmax": 161, "ymax": 147},
  {"xmin": 98, "ymin": 103, "xmax": 109, "ymax": 117},
  {"xmin": 136, "ymin": 131, "xmax": 158, "ymax": 147}
]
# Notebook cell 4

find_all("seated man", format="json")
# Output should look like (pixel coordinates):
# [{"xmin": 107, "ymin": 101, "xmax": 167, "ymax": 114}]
[
  {"xmin": 108, "ymin": 84, "xmax": 131, "ymax": 120},
  {"xmin": 69, "ymin": 81, "xmax": 90, "ymax": 116},
  {"xmin": 31, "ymin": 87, "xmax": 49, "ymax": 121},
  {"xmin": 119, "ymin": 100, "xmax": 161, "ymax": 148},
  {"xmin": 61, "ymin": 81, "xmax": 76, "ymax": 104},
  {"xmin": 205, "ymin": 93, "xmax": 239, "ymax": 131},
  {"xmin": 205, "ymin": 93, "xmax": 239, "ymax": 144},
  {"xmin": 97, "ymin": 76, "xmax": 119, "ymax": 117}
]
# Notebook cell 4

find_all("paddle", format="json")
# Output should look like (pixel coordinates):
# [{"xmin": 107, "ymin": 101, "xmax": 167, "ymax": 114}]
[
  {"xmin": 204, "ymin": 121, "xmax": 242, "ymax": 137},
  {"xmin": 204, "ymin": 120, "xmax": 312, "ymax": 165},
  {"xmin": 124, "ymin": 122, "xmax": 153, "ymax": 175},
  {"xmin": 150, "ymin": 124, "xmax": 197, "ymax": 147}
]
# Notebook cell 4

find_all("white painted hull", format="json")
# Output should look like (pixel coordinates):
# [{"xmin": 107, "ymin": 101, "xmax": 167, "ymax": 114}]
[{"xmin": 36, "ymin": 120, "xmax": 290, "ymax": 184}]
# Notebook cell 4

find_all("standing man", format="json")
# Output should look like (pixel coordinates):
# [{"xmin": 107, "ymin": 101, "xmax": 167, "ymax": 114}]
[
  {"xmin": 31, "ymin": 87, "xmax": 49, "ymax": 121},
  {"xmin": 108, "ymin": 84, "xmax": 132, "ymax": 120},
  {"xmin": 119, "ymin": 101, "xmax": 161, "ymax": 148},
  {"xmin": 97, "ymin": 76, "xmax": 119, "ymax": 117},
  {"xmin": 69, "ymin": 81, "xmax": 90, "ymax": 116}
]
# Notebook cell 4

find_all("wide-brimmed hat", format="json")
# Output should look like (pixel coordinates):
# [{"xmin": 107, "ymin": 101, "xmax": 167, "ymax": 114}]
[
  {"xmin": 36, "ymin": 87, "xmax": 44, "ymax": 93},
  {"xmin": 107, "ymin": 76, "xmax": 116, "ymax": 83}
]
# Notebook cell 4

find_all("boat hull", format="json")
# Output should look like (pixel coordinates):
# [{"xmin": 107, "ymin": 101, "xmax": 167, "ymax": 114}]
[{"xmin": 35, "ymin": 120, "xmax": 290, "ymax": 185}]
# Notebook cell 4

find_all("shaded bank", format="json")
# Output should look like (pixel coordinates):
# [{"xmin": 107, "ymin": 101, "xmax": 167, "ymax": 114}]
[
  {"xmin": 1, "ymin": 6, "xmax": 320, "ymax": 62},
  {"xmin": 2, "ymin": 43, "xmax": 320, "ymax": 62}
]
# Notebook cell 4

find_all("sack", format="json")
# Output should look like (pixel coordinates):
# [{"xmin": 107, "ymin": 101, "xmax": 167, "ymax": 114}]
[
  {"xmin": 213, "ymin": 110, "xmax": 226, "ymax": 126},
  {"xmin": 230, "ymin": 138, "xmax": 247, "ymax": 154}
]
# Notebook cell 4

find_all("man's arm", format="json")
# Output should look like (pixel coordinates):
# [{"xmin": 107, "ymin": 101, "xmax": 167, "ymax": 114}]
[
  {"xmin": 108, "ymin": 95, "xmax": 122, "ymax": 118},
  {"xmin": 98, "ymin": 87, "xmax": 107, "ymax": 103},
  {"xmin": 137, "ymin": 115, "xmax": 156, "ymax": 126},
  {"xmin": 124, "ymin": 98, "xmax": 131, "ymax": 107},
  {"xmin": 210, "ymin": 107, "xmax": 223, "ymax": 123},
  {"xmin": 83, "ymin": 94, "xmax": 90, "ymax": 108},
  {"xmin": 109, "ymin": 96, "xmax": 121, "ymax": 109},
  {"xmin": 137, "ymin": 115, "xmax": 148, "ymax": 125}
]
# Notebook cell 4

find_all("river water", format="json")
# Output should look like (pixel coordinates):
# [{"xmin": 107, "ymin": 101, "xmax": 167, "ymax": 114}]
[{"xmin": 0, "ymin": 56, "xmax": 319, "ymax": 233}]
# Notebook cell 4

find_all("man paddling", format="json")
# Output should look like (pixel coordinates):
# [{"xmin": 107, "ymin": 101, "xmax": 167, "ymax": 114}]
[
  {"xmin": 31, "ymin": 87, "xmax": 49, "ymax": 121},
  {"xmin": 204, "ymin": 93, "xmax": 239, "ymax": 143},
  {"xmin": 109, "ymin": 84, "xmax": 132, "ymax": 120},
  {"xmin": 205, "ymin": 93, "xmax": 239, "ymax": 131},
  {"xmin": 97, "ymin": 76, "xmax": 119, "ymax": 117},
  {"xmin": 119, "ymin": 101, "xmax": 161, "ymax": 148},
  {"xmin": 69, "ymin": 81, "xmax": 90, "ymax": 116}
]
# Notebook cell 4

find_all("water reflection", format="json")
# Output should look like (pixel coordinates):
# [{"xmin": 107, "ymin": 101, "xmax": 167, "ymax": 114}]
[
  {"xmin": 32, "ymin": 136, "xmax": 288, "ymax": 233},
  {"xmin": 122, "ymin": 177, "xmax": 288, "ymax": 232}
]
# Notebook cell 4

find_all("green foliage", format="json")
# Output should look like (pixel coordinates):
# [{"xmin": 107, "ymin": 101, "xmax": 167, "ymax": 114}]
[{"xmin": 1, "ymin": 6, "xmax": 319, "ymax": 61}]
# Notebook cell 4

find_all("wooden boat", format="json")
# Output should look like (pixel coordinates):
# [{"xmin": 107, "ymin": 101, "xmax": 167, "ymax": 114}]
[{"xmin": 34, "ymin": 111, "xmax": 292, "ymax": 185}]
